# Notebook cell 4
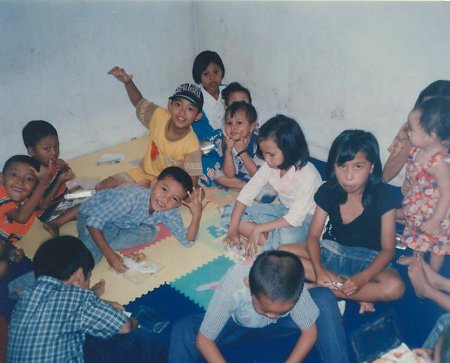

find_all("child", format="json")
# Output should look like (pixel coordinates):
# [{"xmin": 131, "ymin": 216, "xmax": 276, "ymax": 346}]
[
  {"xmin": 97, "ymin": 66, "xmax": 203, "ymax": 190},
  {"xmin": 22, "ymin": 120, "xmax": 75, "ymax": 221},
  {"xmin": 215, "ymin": 101, "xmax": 260, "ymax": 190},
  {"xmin": 168, "ymin": 250, "xmax": 350, "ymax": 363},
  {"xmin": 0, "ymin": 155, "xmax": 52, "ymax": 242},
  {"xmin": 46, "ymin": 166, "xmax": 205, "ymax": 273},
  {"xmin": 221, "ymin": 81, "xmax": 252, "ymax": 108},
  {"xmin": 191, "ymin": 51, "xmax": 226, "ymax": 186},
  {"xmin": 383, "ymin": 80, "xmax": 450, "ymax": 187},
  {"xmin": 6, "ymin": 235, "xmax": 137, "ymax": 362},
  {"xmin": 399, "ymin": 97, "xmax": 450, "ymax": 271},
  {"xmin": 223, "ymin": 115, "xmax": 322, "ymax": 256},
  {"xmin": 280, "ymin": 130, "xmax": 405, "ymax": 313}
]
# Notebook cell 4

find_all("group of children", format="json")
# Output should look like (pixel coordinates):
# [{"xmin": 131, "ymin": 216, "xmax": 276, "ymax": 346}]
[{"xmin": 1, "ymin": 50, "xmax": 450, "ymax": 362}]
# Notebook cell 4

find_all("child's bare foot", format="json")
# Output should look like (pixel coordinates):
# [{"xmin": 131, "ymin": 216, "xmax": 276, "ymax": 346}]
[
  {"xmin": 420, "ymin": 257, "xmax": 445, "ymax": 289},
  {"xmin": 91, "ymin": 279, "xmax": 106, "ymax": 297},
  {"xmin": 397, "ymin": 255, "xmax": 413, "ymax": 266},
  {"xmin": 43, "ymin": 222, "xmax": 60, "ymax": 237},
  {"xmin": 408, "ymin": 256, "xmax": 432, "ymax": 298},
  {"xmin": 358, "ymin": 302, "xmax": 375, "ymax": 314}
]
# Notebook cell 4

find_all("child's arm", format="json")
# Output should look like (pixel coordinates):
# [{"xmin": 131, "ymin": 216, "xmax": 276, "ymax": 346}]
[
  {"xmin": 222, "ymin": 136, "xmax": 237, "ymax": 178},
  {"xmin": 182, "ymin": 187, "xmax": 206, "ymax": 242},
  {"xmin": 306, "ymin": 207, "xmax": 335, "ymax": 286},
  {"xmin": 108, "ymin": 66, "xmax": 143, "ymax": 107},
  {"xmin": 87, "ymin": 226, "xmax": 128, "ymax": 273},
  {"xmin": 233, "ymin": 137, "xmax": 258, "ymax": 177},
  {"xmin": 285, "ymin": 323, "xmax": 318, "ymax": 363},
  {"xmin": 382, "ymin": 146, "xmax": 410, "ymax": 182},
  {"xmin": 196, "ymin": 333, "xmax": 227, "ymax": 363},
  {"xmin": 39, "ymin": 162, "xmax": 75, "ymax": 210},
  {"xmin": 422, "ymin": 161, "xmax": 450, "ymax": 235},
  {"xmin": 340, "ymin": 209, "xmax": 396, "ymax": 297},
  {"xmin": 6, "ymin": 165, "xmax": 53, "ymax": 224},
  {"xmin": 223, "ymin": 200, "xmax": 247, "ymax": 247}
]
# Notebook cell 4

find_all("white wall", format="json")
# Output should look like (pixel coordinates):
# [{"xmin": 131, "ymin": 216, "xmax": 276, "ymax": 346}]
[
  {"xmin": 2, "ymin": 1, "xmax": 450, "ymax": 185},
  {"xmin": 1, "ymin": 1, "xmax": 197, "ymax": 165}
]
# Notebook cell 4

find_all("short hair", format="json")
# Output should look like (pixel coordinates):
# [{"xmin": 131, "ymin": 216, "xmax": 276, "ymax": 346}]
[
  {"xmin": 157, "ymin": 166, "xmax": 194, "ymax": 194},
  {"xmin": 414, "ymin": 97, "xmax": 450, "ymax": 142},
  {"xmin": 256, "ymin": 115, "xmax": 309, "ymax": 170},
  {"xmin": 225, "ymin": 101, "xmax": 257, "ymax": 125},
  {"xmin": 249, "ymin": 250, "xmax": 305, "ymax": 303},
  {"xmin": 415, "ymin": 80, "xmax": 450, "ymax": 107},
  {"xmin": 325, "ymin": 129, "xmax": 383, "ymax": 207},
  {"xmin": 221, "ymin": 82, "xmax": 252, "ymax": 106},
  {"xmin": 22, "ymin": 120, "xmax": 58, "ymax": 148},
  {"xmin": 192, "ymin": 51, "xmax": 225, "ymax": 85},
  {"xmin": 2, "ymin": 155, "xmax": 40, "ymax": 175},
  {"xmin": 33, "ymin": 236, "xmax": 94, "ymax": 280}
]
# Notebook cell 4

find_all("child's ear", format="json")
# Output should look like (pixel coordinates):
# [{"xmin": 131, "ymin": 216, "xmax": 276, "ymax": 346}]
[
  {"xmin": 65, "ymin": 267, "xmax": 85, "ymax": 287},
  {"xmin": 243, "ymin": 276, "xmax": 250, "ymax": 288},
  {"xmin": 250, "ymin": 122, "xmax": 257, "ymax": 133},
  {"xmin": 26, "ymin": 146, "xmax": 36, "ymax": 157},
  {"xmin": 194, "ymin": 110, "xmax": 203, "ymax": 121}
]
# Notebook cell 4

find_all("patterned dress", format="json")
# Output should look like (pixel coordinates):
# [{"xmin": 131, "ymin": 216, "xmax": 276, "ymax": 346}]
[{"xmin": 402, "ymin": 149, "xmax": 450, "ymax": 254}]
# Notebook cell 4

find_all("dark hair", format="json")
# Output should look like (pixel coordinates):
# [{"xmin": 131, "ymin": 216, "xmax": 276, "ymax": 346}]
[
  {"xmin": 225, "ymin": 101, "xmax": 257, "ymax": 125},
  {"xmin": 415, "ymin": 80, "xmax": 450, "ymax": 107},
  {"xmin": 2, "ymin": 154, "xmax": 40, "ymax": 174},
  {"xmin": 414, "ymin": 97, "xmax": 450, "ymax": 142},
  {"xmin": 157, "ymin": 166, "xmax": 194, "ymax": 194},
  {"xmin": 192, "ymin": 51, "xmax": 225, "ymax": 85},
  {"xmin": 222, "ymin": 82, "xmax": 252, "ymax": 106},
  {"xmin": 326, "ymin": 129, "xmax": 383, "ymax": 207},
  {"xmin": 33, "ymin": 236, "xmax": 94, "ymax": 280},
  {"xmin": 249, "ymin": 250, "xmax": 304, "ymax": 303},
  {"xmin": 256, "ymin": 115, "xmax": 309, "ymax": 170},
  {"xmin": 22, "ymin": 120, "xmax": 58, "ymax": 148}
]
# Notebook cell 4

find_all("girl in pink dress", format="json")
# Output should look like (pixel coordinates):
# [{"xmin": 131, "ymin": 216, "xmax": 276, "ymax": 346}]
[{"xmin": 400, "ymin": 97, "xmax": 450, "ymax": 271}]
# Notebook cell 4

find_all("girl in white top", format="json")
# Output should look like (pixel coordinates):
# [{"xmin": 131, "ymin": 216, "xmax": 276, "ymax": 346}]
[{"xmin": 222, "ymin": 115, "xmax": 322, "ymax": 256}]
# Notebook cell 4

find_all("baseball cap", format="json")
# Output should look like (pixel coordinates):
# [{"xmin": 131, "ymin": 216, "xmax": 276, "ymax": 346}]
[{"xmin": 169, "ymin": 83, "xmax": 204, "ymax": 111}]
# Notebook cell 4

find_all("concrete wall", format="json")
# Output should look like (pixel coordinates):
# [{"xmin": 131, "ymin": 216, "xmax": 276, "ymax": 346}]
[{"xmin": 2, "ymin": 1, "xmax": 450, "ymax": 185}]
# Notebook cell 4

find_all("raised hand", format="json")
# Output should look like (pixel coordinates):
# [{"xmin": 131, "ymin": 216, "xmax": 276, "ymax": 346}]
[{"xmin": 108, "ymin": 66, "xmax": 133, "ymax": 83}]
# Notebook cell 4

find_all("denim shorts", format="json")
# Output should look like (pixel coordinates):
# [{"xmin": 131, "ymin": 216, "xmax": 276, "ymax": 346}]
[
  {"xmin": 221, "ymin": 203, "xmax": 313, "ymax": 251},
  {"xmin": 320, "ymin": 239, "xmax": 383, "ymax": 278}
]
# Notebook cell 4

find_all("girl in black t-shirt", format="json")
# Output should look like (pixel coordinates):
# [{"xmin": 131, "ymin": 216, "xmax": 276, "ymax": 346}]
[{"xmin": 280, "ymin": 130, "xmax": 405, "ymax": 313}]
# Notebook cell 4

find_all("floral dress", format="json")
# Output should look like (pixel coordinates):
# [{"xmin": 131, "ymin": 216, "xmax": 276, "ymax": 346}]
[{"xmin": 402, "ymin": 149, "xmax": 450, "ymax": 254}]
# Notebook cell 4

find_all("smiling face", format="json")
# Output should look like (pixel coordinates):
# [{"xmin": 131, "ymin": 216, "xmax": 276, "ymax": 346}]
[
  {"xmin": 200, "ymin": 62, "xmax": 223, "ymax": 98},
  {"xmin": 149, "ymin": 176, "xmax": 188, "ymax": 212},
  {"xmin": 3, "ymin": 161, "xmax": 38, "ymax": 202},
  {"xmin": 334, "ymin": 151, "xmax": 373, "ymax": 195},
  {"xmin": 259, "ymin": 138, "xmax": 285, "ymax": 169},
  {"xmin": 27, "ymin": 135, "xmax": 60, "ymax": 167},
  {"xmin": 224, "ymin": 109, "xmax": 256, "ymax": 142},
  {"xmin": 251, "ymin": 294, "xmax": 295, "ymax": 320},
  {"xmin": 168, "ymin": 98, "xmax": 202, "ymax": 132}
]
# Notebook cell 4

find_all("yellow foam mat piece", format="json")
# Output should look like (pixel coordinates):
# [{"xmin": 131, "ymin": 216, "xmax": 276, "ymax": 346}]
[
  {"xmin": 68, "ymin": 135, "xmax": 148, "ymax": 178},
  {"xmin": 90, "ymin": 236, "xmax": 223, "ymax": 305},
  {"xmin": 16, "ymin": 220, "xmax": 77, "ymax": 259}
]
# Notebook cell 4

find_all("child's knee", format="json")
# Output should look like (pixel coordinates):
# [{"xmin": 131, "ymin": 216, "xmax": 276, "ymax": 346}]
[{"xmin": 383, "ymin": 272, "xmax": 406, "ymax": 300}]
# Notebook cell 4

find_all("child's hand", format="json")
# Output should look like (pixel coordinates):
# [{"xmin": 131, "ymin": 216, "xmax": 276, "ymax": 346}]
[
  {"xmin": 223, "ymin": 136, "xmax": 235, "ymax": 152},
  {"xmin": 224, "ymin": 231, "xmax": 241, "ymax": 248},
  {"xmin": 422, "ymin": 219, "xmax": 441, "ymax": 235},
  {"xmin": 108, "ymin": 66, "xmax": 133, "ymax": 83},
  {"xmin": 105, "ymin": 251, "xmax": 128, "ymax": 274},
  {"xmin": 32, "ymin": 162, "xmax": 53, "ymax": 185},
  {"xmin": 182, "ymin": 187, "xmax": 208, "ymax": 218},
  {"xmin": 340, "ymin": 273, "xmax": 367, "ymax": 296},
  {"xmin": 55, "ymin": 158, "xmax": 68, "ymax": 172},
  {"xmin": 245, "ymin": 225, "xmax": 266, "ymax": 257},
  {"xmin": 234, "ymin": 136, "xmax": 250, "ymax": 155},
  {"xmin": 315, "ymin": 270, "xmax": 335, "ymax": 288}
]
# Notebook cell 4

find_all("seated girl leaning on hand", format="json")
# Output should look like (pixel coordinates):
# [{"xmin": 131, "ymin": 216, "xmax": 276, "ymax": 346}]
[
  {"xmin": 280, "ymin": 130, "xmax": 405, "ymax": 314},
  {"xmin": 222, "ymin": 115, "xmax": 322, "ymax": 257}
]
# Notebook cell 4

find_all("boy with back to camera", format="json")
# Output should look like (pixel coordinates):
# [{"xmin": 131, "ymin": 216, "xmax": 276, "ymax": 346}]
[
  {"xmin": 22, "ymin": 120, "xmax": 75, "ymax": 221},
  {"xmin": 169, "ymin": 250, "xmax": 350, "ymax": 363},
  {"xmin": 97, "ymin": 66, "xmax": 203, "ymax": 190},
  {"xmin": 6, "ymin": 235, "xmax": 138, "ymax": 363},
  {"xmin": 45, "ymin": 166, "xmax": 205, "ymax": 273}
]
